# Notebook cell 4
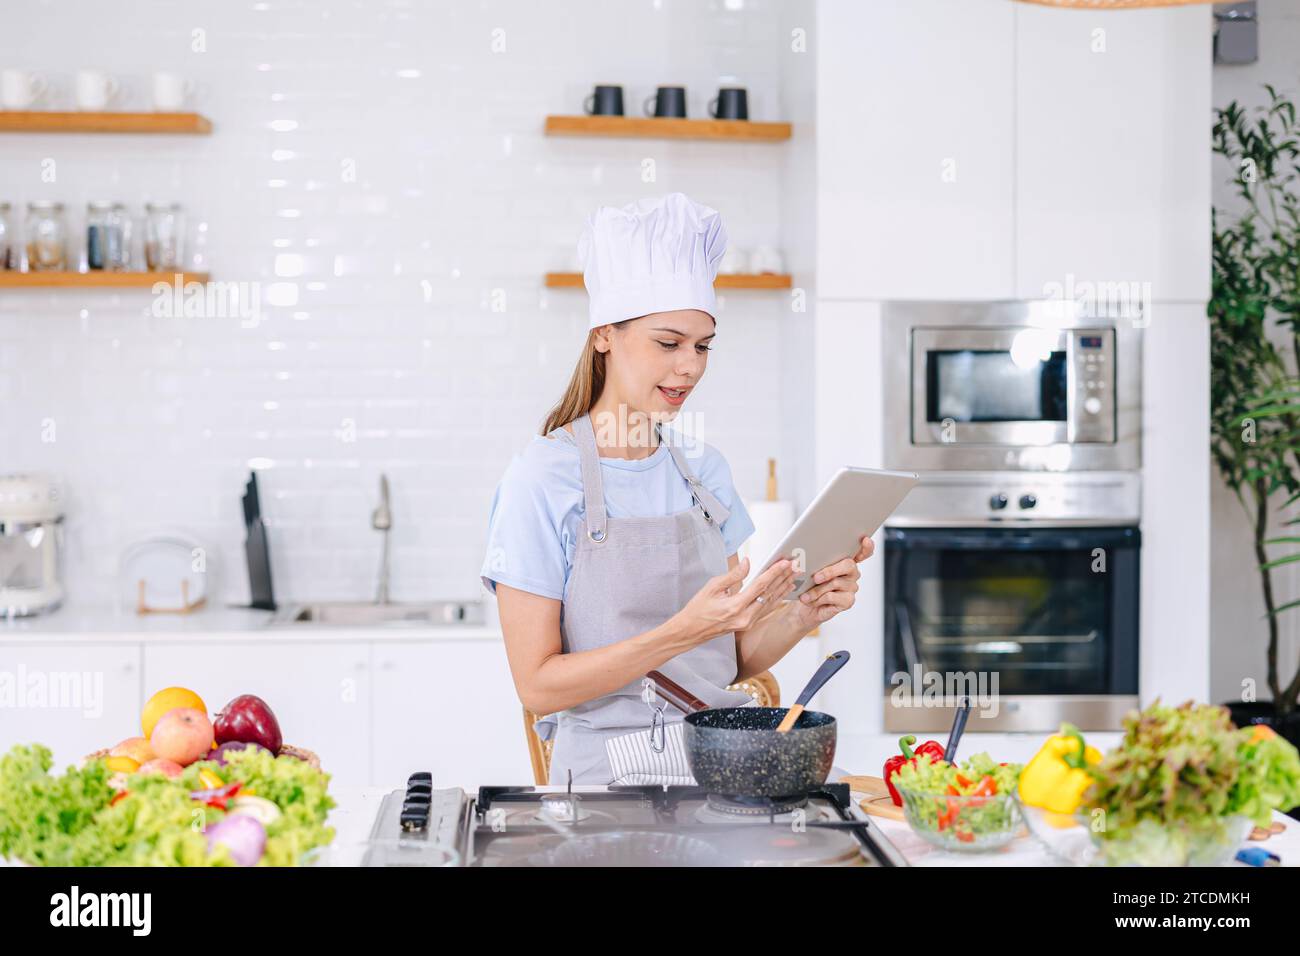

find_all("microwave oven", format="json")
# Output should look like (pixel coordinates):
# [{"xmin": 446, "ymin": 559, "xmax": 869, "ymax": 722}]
[{"xmin": 883, "ymin": 301, "xmax": 1141, "ymax": 472}]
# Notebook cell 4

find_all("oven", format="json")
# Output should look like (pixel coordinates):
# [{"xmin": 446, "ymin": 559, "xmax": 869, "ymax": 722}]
[
  {"xmin": 881, "ymin": 472, "xmax": 1141, "ymax": 733},
  {"xmin": 883, "ymin": 301, "xmax": 1141, "ymax": 472}
]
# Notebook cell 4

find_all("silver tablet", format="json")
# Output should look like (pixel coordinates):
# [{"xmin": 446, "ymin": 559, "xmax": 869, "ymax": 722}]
[{"xmin": 757, "ymin": 467, "xmax": 919, "ymax": 598}]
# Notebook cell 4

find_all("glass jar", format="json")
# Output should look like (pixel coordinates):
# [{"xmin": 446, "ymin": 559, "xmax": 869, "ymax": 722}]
[
  {"xmin": 86, "ymin": 202, "xmax": 132, "ymax": 271},
  {"xmin": 86, "ymin": 202, "xmax": 112, "ymax": 270},
  {"xmin": 144, "ymin": 202, "xmax": 183, "ymax": 272},
  {"xmin": 110, "ymin": 203, "xmax": 133, "ymax": 271},
  {"xmin": 25, "ymin": 201, "xmax": 67, "ymax": 272},
  {"xmin": 0, "ymin": 203, "xmax": 13, "ymax": 271}
]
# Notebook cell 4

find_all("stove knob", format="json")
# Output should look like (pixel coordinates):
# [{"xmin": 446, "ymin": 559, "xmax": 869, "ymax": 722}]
[
  {"xmin": 990, "ymin": 493, "xmax": 1009, "ymax": 511},
  {"xmin": 1019, "ymin": 494, "xmax": 1038, "ymax": 510}
]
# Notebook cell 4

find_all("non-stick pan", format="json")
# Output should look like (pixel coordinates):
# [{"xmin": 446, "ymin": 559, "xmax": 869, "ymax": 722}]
[{"xmin": 648, "ymin": 651, "xmax": 850, "ymax": 799}]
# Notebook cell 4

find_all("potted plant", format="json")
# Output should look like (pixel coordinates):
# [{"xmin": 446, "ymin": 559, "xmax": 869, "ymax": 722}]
[{"xmin": 1210, "ymin": 86, "xmax": 1300, "ymax": 745}]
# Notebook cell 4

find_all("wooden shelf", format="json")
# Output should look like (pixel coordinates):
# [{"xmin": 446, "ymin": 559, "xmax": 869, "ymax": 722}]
[
  {"xmin": 544, "ymin": 115, "xmax": 791, "ymax": 142},
  {"xmin": 545, "ymin": 272, "xmax": 791, "ymax": 290},
  {"xmin": 0, "ymin": 111, "xmax": 212, "ymax": 134},
  {"xmin": 0, "ymin": 271, "xmax": 210, "ymax": 288}
]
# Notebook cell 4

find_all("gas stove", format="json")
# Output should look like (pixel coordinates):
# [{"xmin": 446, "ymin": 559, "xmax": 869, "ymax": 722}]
[{"xmin": 366, "ymin": 775, "xmax": 907, "ymax": 867}]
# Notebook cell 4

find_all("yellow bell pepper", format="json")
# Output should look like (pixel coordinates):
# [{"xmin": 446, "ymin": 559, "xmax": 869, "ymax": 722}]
[
  {"xmin": 1018, "ymin": 724, "xmax": 1102, "ymax": 827},
  {"xmin": 198, "ymin": 768, "xmax": 225, "ymax": 790}
]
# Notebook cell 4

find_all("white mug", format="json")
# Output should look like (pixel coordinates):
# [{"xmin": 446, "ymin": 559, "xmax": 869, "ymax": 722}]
[
  {"xmin": 719, "ymin": 246, "xmax": 750, "ymax": 275},
  {"xmin": 75, "ymin": 70, "xmax": 121, "ymax": 111},
  {"xmin": 1, "ymin": 69, "xmax": 47, "ymax": 109},
  {"xmin": 152, "ymin": 72, "xmax": 194, "ymax": 111},
  {"xmin": 750, "ymin": 245, "xmax": 784, "ymax": 275}
]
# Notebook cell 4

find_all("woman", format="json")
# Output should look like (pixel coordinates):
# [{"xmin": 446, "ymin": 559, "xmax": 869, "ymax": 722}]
[{"xmin": 481, "ymin": 192, "xmax": 874, "ymax": 786}]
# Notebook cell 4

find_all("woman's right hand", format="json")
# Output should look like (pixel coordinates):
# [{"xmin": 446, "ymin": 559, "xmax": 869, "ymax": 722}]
[{"xmin": 670, "ymin": 557, "xmax": 795, "ymax": 646}]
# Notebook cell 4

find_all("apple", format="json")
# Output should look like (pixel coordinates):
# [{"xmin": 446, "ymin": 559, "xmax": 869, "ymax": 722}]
[
  {"xmin": 138, "ymin": 758, "xmax": 184, "ymax": 778},
  {"xmin": 214, "ymin": 695, "xmax": 283, "ymax": 754},
  {"xmin": 110, "ymin": 736, "xmax": 156, "ymax": 765},
  {"xmin": 149, "ymin": 707, "xmax": 214, "ymax": 766}
]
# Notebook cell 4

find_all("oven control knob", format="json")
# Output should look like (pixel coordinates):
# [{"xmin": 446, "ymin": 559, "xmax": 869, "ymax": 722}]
[
  {"xmin": 990, "ymin": 493, "xmax": 1009, "ymax": 511},
  {"xmin": 1084, "ymin": 396, "xmax": 1103, "ymax": 415},
  {"xmin": 1019, "ymin": 494, "xmax": 1038, "ymax": 510}
]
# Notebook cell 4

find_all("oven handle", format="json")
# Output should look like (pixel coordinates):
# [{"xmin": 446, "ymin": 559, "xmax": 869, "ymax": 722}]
[
  {"xmin": 896, "ymin": 601, "xmax": 922, "ymax": 675},
  {"xmin": 885, "ymin": 525, "xmax": 1139, "ymax": 551}
]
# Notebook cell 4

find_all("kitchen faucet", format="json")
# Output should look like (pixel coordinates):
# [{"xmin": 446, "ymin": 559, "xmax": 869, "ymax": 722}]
[{"xmin": 372, "ymin": 474, "xmax": 392, "ymax": 604}]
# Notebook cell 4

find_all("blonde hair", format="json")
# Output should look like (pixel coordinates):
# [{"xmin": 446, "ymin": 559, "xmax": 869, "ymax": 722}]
[{"xmin": 540, "ymin": 320, "xmax": 630, "ymax": 435}]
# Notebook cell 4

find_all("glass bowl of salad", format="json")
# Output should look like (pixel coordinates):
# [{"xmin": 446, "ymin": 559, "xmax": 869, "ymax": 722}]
[
  {"xmin": 892, "ymin": 753, "xmax": 1024, "ymax": 852},
  {"xmin": 1017, "ymin": 800, "xmax": 1252, "ymax": 866}
]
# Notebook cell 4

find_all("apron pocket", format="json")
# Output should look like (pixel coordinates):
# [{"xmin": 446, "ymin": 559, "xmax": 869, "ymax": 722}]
[{"xmin": 604, "ymin": 721, "xmax": 696, "ymax": 787}]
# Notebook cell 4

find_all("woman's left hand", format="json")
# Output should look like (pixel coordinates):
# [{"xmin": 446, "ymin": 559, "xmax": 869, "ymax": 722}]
[{"xmin": 789, "ymin": 535, "xmax": 875, "ymax": 628}]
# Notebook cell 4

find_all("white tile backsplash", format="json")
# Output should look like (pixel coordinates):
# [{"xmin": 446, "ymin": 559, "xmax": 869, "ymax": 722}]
[{"xmin": 1, "ymin": 0, "xmax": 816, "ymax": 607}]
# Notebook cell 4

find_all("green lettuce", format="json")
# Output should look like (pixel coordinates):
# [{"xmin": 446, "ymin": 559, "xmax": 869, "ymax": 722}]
[{"xmin": 0, "ymin": 743, "xmax": 335, "ymax": 867}]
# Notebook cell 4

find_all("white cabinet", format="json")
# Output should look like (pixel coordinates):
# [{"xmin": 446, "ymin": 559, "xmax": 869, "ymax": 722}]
[
  {"xmin": 0, "ymin": 643, "xmax": 141, "ymax": 772},
  {"xmin": 142, "ymin": 641, "xmax": 373, "ymax": 788},
  {"xmin": 818, "ymin": 0, "xmax": 1016, "ymax": 300},
  {"xmin": 1013, "ymin": 5, "xmax": 1211, "ymax": 301},
  {"xmin": 371, "ymin": 640, "xmax": 531, "ymax": 789}
]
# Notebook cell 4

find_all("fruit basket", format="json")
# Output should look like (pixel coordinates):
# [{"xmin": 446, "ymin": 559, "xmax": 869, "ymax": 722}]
[
  {"xmin": 85, "ymin": 744, "xmax": 320, "ymax": 770},
  {"xmin": 2, "ymin": 685, "xmax": 335, "ymax": 867}
]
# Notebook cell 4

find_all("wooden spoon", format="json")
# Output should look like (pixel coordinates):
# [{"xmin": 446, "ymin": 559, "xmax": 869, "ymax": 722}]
[{"xmin": 775, "ymin": 650, "xmax": 851, "ymax": 733}]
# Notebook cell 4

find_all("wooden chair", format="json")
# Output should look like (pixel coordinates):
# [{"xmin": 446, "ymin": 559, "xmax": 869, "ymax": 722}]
[{"xmin": 523, "ymin": 671, "xmax": 781, "ymax": 785}]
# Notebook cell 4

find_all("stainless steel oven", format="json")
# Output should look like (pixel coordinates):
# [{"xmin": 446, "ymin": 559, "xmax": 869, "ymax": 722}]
[
  {"xmin": 881, "ymin": 473, "xmax": 1141, "ymax": 733},
  {"xmin": 883, "ymin": 301, "xmax": 1141, "ymax": 472}
]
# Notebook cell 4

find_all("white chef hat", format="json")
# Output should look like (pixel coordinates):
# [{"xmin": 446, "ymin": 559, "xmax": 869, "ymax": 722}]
[{"xmin": 578, "ymin": 192, "xmax": 727, "ymax": 329}]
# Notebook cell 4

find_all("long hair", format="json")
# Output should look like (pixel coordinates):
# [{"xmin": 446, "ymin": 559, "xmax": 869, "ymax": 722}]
[{"xmin": 540, "ymin": 320, "xmax": 630, "ymax": 435}]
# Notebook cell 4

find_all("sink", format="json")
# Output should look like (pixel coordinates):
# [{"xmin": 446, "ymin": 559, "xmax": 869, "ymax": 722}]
[{"xmin": 271, "ymin": 600, "xmax": 486, "ymax": 628}]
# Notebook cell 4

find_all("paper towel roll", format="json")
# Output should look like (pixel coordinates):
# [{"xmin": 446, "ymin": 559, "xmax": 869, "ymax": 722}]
[{"xmin": 739, "ymin": 498, "xmax": 795, "ymax": 588}]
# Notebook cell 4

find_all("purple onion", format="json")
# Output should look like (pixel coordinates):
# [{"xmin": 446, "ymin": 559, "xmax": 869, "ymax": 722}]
[
  {"xmin": 206, "ymin": 814, "xmax": 266, "ymax": 866},
  {"xmin": 206, "ymin": 741, "xmax": 269, "ymax": 766}
]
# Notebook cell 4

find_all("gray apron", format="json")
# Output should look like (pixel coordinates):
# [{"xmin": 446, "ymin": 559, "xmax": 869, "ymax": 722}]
[{"xmin": 535, "ymin": 412, "xmax": 754, "ymax": 786}]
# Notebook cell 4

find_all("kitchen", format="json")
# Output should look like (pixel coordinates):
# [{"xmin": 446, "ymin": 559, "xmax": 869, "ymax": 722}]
[{"xmin": 3, "ymin": 0, "xmax": 1300, "ymax": 897}]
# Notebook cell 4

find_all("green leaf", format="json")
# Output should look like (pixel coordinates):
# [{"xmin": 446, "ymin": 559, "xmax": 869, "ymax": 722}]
[{"xmin": 1260, "ymin": 553, "xmax": 1300, "ymax": 571}]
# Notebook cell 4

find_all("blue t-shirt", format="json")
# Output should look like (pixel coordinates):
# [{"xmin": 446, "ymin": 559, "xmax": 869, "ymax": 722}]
[{"xmin": 480, "ymin": 427, "xmax": 755, "ymax": 601}]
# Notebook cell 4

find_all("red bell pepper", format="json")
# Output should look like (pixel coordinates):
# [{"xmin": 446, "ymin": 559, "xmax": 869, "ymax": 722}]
[
  {"xmin": 883, "ymin": 735, "xmax": 948, "ymax": 806},
  {"xmin": 189, "ymin": 781, "xmax": 242, "ymax": 811}
]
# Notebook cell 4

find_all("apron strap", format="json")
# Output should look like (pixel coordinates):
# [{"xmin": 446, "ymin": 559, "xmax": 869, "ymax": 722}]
[
  {"xmin": 660, "ymin": 427, "xmax": 731, "ymax": 528},
  {"xmin": 571, "ymin": 413, "xmax": 609, "ymax": 542},
  {"xmin": 573, "ymin": 413, "xmax": 729, "ymax": 539}
]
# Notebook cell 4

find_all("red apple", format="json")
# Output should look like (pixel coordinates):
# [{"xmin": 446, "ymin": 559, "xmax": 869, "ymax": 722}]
[
  {"xmin": 150, "ymin": 708, "xmax": 215, "ymax": 766},
  {"xmin": 213, "ymin": 695, "xmax": 283, "ymax": 754}
]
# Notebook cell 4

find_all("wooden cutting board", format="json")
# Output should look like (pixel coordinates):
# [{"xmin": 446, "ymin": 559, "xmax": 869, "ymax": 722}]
[{"xmin": 840, "ymin": 774, "xmax": 906, "ymax": 822}]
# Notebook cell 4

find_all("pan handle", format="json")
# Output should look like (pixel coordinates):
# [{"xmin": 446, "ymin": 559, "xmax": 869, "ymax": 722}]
[{"xmin": 645, "ymin": 670, "xmax": 709, "ymax": 714}]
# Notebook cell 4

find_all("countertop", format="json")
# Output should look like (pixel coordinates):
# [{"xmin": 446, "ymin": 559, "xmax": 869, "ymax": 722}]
[
  {"xmin": 326, "ymin": 732, "xmax": 1300, "ymax": 867},
  {"xmin": 0, "ymin": 603, "xmax": 502, "ymax": 643}
]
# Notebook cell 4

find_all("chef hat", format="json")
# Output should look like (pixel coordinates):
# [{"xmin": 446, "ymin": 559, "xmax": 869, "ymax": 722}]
[{"xmin": 578, "ymin": 192, "xmax": 727, "ymax": 329}]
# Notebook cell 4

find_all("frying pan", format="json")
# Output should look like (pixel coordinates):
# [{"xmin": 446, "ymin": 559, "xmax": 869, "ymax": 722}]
[{"xmin": 647, "ymin": 651, "xmax": 850, "ymax": 799}]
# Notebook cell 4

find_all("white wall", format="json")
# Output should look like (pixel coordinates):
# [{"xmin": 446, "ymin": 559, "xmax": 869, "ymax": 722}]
[
  {"xmin": 0, "ymin": 0, "xmax": 815, "ymax": 610},
  {"xmin": 1209, "ymin": 0, "xmax": 1300, "ymax": 705}
]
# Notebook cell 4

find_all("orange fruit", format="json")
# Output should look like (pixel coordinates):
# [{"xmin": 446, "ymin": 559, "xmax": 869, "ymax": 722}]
[
  {"xmin": 104, "ymin": 755, "xmax": 140, "ymax": 774},
  {"xmin": 141, "ymin": 686, "xmax": 207, "ymax": 738}
]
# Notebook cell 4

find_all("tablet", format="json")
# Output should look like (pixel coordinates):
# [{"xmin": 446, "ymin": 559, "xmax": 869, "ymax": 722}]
[{"xmin": 757, "ymin": 467, "xmax": 919, "ymax": 598}]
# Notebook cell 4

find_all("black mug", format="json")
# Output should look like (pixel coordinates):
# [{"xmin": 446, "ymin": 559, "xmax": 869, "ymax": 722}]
[
  {"xmin": 584, "ymin": 84, "xmax": 624, "ymax": 116},
  {"xmin": 644, "ymin": 85, "xmax": 688, "ymax": 118},
  {"xmin": 709, "ymin": 87, "xmax": 749, "ymax": 121}
]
